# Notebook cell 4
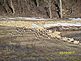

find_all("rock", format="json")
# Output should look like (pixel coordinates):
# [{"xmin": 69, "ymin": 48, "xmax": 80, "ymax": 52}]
[
  {"xmin": 47, "ymin": 31, "xmax": 61, "ymax": 38},
  {"xmin": 66, "ymin": 38, "xmax": 74, "ymax": 43},
  {"xmin": 62, "ymin": 37, "xmax": 68, "ymax": 41},
  {"xmin": 56, "ymin": 35, "xmax": 61, "ymax": 38},
  {"xmin": 62, "ymin": 37, "xmax": 74, "ymax": 42},
  {"xmin": 69, "ymin": 38, "xmax": 74, "ymax": 41},
  {"xmin": 47, "ymin": 30, "xmax": 52, "ymax": 33},
  {"xmin": 73, "ymin": 41, "xmax": 79, "ymax": 44}
]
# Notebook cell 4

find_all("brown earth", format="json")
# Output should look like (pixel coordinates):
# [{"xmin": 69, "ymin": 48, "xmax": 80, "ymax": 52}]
[{"xmin": 0, "ymin": 26, "xmax": 81, "ymax": 61}]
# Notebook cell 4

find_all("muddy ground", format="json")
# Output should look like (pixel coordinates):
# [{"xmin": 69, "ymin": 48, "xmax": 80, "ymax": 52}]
[{"xmin": 0, "ymin": 25, "xmax": 81, "ymax": 61}]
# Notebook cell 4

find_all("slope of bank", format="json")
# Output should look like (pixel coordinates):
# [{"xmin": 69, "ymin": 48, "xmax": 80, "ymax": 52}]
[{"xmin": 0, "ymin": 0, "xmax": 81, "ymax": 18}]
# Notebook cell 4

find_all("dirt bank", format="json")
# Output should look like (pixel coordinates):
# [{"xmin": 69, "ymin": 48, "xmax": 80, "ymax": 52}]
[{"xmin": 0, "ymin": 0, "xmax": 81, "ymax": 18}]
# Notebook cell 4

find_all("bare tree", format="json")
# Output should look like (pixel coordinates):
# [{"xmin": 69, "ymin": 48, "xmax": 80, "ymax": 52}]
[
  {"xmin": 55, "ymin": 0, "xmax": 63, "ymax": 18},
  {"xmin": 8, "ymin": 0, "xmax": 15, "ymax": 13},
  {"xmin": 36, "ymin": 0, "xmax": 39, "ymax": 7},
  {"xmin": 44, "ymin": 0, "xmax": 52, "ymax": 18},
  {"xmin": 48, "ymin": 0, "xmax": 52, "ymax": 18},
  {"xmin": 2, "ymin": 0, "xmax": 15, "ymax": 13},
  {"xmin": 59, "ymin": 0, "xmax": 63, "ymax": 18},
  {"xmin": 33, "ymin": 0, "xmax": 39, "ymax": 7}
]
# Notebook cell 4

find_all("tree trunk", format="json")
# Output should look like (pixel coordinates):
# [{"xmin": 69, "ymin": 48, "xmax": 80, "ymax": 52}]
[
  {"xmin": 48, "ymin": 0, "xmax": 52, "ymax": 18},
  {"xmin": 36, "ymin": 0, "xmax": 39, "ymax": 7},
  {"xmin": 7, "ymin": 0, "xmax": 15, "ymax": 13},
  {"xmin": 59, "ymin": 0, "xmax": 63, "ymax": 18},
  {"xmin": 2, "ymin": 0, "xmax": 15, "ymax": 14}
]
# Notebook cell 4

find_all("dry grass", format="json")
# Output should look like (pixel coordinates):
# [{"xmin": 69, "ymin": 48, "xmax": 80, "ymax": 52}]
[
  {"xmin": 0, "ymin": 21, "xmax": 33, "ymax": 28},
  {"xmin": 0, "ymin": 20, "xmax": 81, "ymax": 29}
]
